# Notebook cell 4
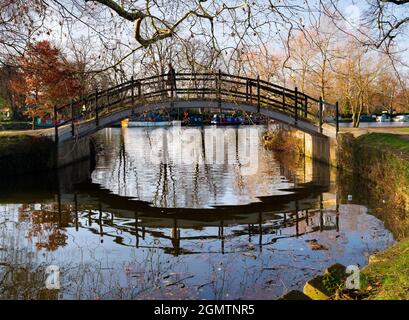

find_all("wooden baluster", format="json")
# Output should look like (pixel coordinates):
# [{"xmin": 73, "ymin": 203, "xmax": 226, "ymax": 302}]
[
  {"xmin": 215, "ymin": 71, "xmax": 218, "ymax": 98},
  {"xmin": 319, "ymin": 193, "xmax": 324, "ymax": 232},
  {"xmin": 54, "ymin": 105, "xmax": 58, "ymax": 143},
  {"xmin": 304, "ymin": 95, "xmax": 308, "ymax": 118},
  {"xmin": 294, "ymin": 87, "xmax": 298, "ymax": 124},
  {"xmin": 71, "ymin": 100, "xmax": 75, "ymax": 136},
  {"xmin": 95, "ymin": 88, "xmax": 99, "ymax": 126},
  {"xmin": 295, "ymin": 201, "xmax": 299, "ymax": 237},
  {"xmin": 319, "ymin": 96, "xmax": 323, "ymax": 133},
  {"xmin": 257, "ymin": 75, "xmax": 260, "ymax": 113},
  {"xmin": 106, "ymin": 90, "xmax": 110, "ymax": 113},
  {"xmin": 202, "ymin": 75, "xmax": 205, "ymax": 98},
  {"xmin": 137, "ymin": 80, "xmax": 142, "ymax": 97},
  {"xmin": 219, "ymin": 70, "xmax": 222, "ymax": 108},
  {"xmin": 131, "ymin": 76, "xmax": 135, "ymax": 105},
  {"xmin": 246, "ymin": 79, "xmax": 249, "ymax": 102},
  {"xmin": 336, "ymin": 101, "xmax": 339, "ymax": 134},
  {"xmin": 171, "ymin": 74, "xmax": 174, "ymax": 98},
  {"xmin": 249, "ymin": 80, "xmax": 253, "ymax": 104},
  {"xmin": 282, "ymin": 88, "xmax": 285, "ymax": 111}
]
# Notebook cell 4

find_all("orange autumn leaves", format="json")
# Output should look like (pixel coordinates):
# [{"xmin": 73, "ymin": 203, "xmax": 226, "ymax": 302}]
[{"xmin": 11, "ymin": 40, "xmax": 84, "ymax": 124}]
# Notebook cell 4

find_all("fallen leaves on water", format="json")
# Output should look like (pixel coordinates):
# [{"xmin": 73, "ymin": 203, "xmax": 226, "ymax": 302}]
[
  {"xmin": 305, "ymin": 239, "xmax": 328, "ymax": 250},
  {"xmin": 242, "ymin": 252, "xmax": 257, "ymax": 259}
]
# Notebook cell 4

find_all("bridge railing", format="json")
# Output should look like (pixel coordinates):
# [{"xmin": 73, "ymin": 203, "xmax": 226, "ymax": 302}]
[{"xmin": 53, "ymin": 72, "xmax": 338, "ymax": 141}]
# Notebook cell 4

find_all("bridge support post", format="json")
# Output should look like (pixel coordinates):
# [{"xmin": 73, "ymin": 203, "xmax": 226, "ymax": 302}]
[
  {"xmin": 55, "ymin": 136, "xmax": 92, "ymax": 168},
  {"xmin": 300, "ymin": 130, "xmax": 336, "ymax": 167}
]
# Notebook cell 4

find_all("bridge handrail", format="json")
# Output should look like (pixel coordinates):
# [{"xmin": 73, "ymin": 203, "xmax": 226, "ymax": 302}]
[{"xmin": 53, "ymin": 71, "xmax": 339, "ymax": 141}]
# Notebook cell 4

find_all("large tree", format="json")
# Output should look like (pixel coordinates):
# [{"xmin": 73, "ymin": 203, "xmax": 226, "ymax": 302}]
[{"xmin": 11, "ymin": 40, "xmax": 83, "ymax": 128}]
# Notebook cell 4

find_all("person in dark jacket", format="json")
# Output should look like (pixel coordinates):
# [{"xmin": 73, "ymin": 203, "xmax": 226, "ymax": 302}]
[{"xmin": 167, "ymin": 63, "xmax": 176, "ymax": 97}]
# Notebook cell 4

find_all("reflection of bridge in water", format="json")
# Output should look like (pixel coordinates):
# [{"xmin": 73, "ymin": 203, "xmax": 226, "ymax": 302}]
[
  {"xmin": 1, "ymin": 159, "xmax": 338, "ymax": 256},
  {"xmin": 72, "ymin": 188, "xmax": 339, "ymax": 256}
]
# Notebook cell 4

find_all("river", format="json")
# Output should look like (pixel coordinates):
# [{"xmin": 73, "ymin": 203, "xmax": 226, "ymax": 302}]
[{"xmin": 0, "ymin": 125, "xmax": 397, "ymax": 299}]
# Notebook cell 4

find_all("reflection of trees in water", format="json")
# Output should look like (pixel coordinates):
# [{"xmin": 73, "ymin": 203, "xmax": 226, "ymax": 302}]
[
  {"xmin": 0, "ymin": 127, "xmax": 341, "ymax": 299},
  {"xmin": 0, "ymin": 193, "xmax": 362, "ymax": 300},
  {"xmin": 0, "ymin": 205, "xmax": 189, "ymax": 299},
  {"xmin": 75, "ymin": 200, "xmax": 339, "ymax": 257},
  {"xmin": 0, "ymin": 209, "xmax": 58, "ymax": 299},
  {"xmin": 8, "ymin": 191, "xmax": 339, "ymax": 257},
  {"xmin": 337, "ymin": 171, "xmax": 409, "ymax": 239},
  {"xmin": 18, "ymin": 203, "xmax": 70, "ymax": 251},
  {"xmin": 92, "ymin": 127, "xmax": 296, "ymax": 208},
  {"xmin": 0, "ymin": 262, "xmax": 59, "ymax": 299}
]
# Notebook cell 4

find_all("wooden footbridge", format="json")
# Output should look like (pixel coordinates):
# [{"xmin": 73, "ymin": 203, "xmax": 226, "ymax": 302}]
[{"xmin": 53, "ymin": 72, "xmax": 339, "ymax": 143}]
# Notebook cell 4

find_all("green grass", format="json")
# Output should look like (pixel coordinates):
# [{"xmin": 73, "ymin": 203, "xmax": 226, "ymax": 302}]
[
  {"xmin": 356, "ymin": 132, "xmax": 409, "ymax": 155},
  {"xmin": 351, "ymin": 133, "xmax": 409, "ymax": 299},
  {"xmin": 362, "ymin": 238, "xmax": 409, "ymax": 299}
]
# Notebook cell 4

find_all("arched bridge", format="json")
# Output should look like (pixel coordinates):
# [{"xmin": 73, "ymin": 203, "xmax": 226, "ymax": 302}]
[{"xmin": 53, "ymin": 72, "xmax": 339, "ymax": 143}]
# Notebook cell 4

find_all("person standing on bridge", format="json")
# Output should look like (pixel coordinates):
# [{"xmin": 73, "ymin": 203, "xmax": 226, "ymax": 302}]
[{"xmin": 166, "ymin": 63, "xmax": 177, "ymax": 98}]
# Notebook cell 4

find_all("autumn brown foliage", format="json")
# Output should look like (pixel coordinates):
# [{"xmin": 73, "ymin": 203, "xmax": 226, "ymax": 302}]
[{"xmin": 10, "ymin": 40, "xmax": 83, "ymax": 128}]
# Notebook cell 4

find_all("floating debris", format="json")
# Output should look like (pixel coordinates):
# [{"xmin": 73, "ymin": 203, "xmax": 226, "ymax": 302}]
[
  {"xmin": 242, "ymin": 252, "xmax": 257, "ymax": 259},
  {"xmin": 306, "ymin": 239, "xmax": 328, "ymax": 250}
]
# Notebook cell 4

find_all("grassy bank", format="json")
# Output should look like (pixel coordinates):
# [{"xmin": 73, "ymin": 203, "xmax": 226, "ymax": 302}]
[
  {"xmin": 362, "ymin": 238, "xmax": 409, "ymax": 299},
  {"xmin": 0, "ymin": 135, "xmax": 56, "ymax": 176},
  {"xmin": 354, "ymin": 133, "xmax": 409, "ymax": 212},
  {"xmin": 337, "ymin": 132, "xmax": 409, "ymax": 299}
]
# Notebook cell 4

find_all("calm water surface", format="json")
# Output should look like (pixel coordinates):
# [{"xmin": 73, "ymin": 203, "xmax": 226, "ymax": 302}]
[{"xmin": 0, "ymin": 126, "xmax": 396, "ymax": 299}]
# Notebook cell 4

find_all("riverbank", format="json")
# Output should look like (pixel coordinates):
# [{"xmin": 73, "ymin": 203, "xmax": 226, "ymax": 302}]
[
  {"xmin": 338, "ymin": 132, "xmax": 409, "ymax": 213},
  {"xmin": 0, "ymin": 121, "xmax": 31, "ymax": 131},
  {"xmin": 338, "ymin": 132, "xmax": 409, "ymax": 299},
  {"xmin": 276, "ymin": 131, "xmax": 409, "ymax": 300},
  {"xmin": 0, "ymin": 126, "xmax": 95, "ymax": 175},
  {"xmin": 0, "ymin": 135, "xmax": 56, "ymax": 176},
  {"xmin": 362, "ymin": 237, "xmax": 409, "ymax": 299}
]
